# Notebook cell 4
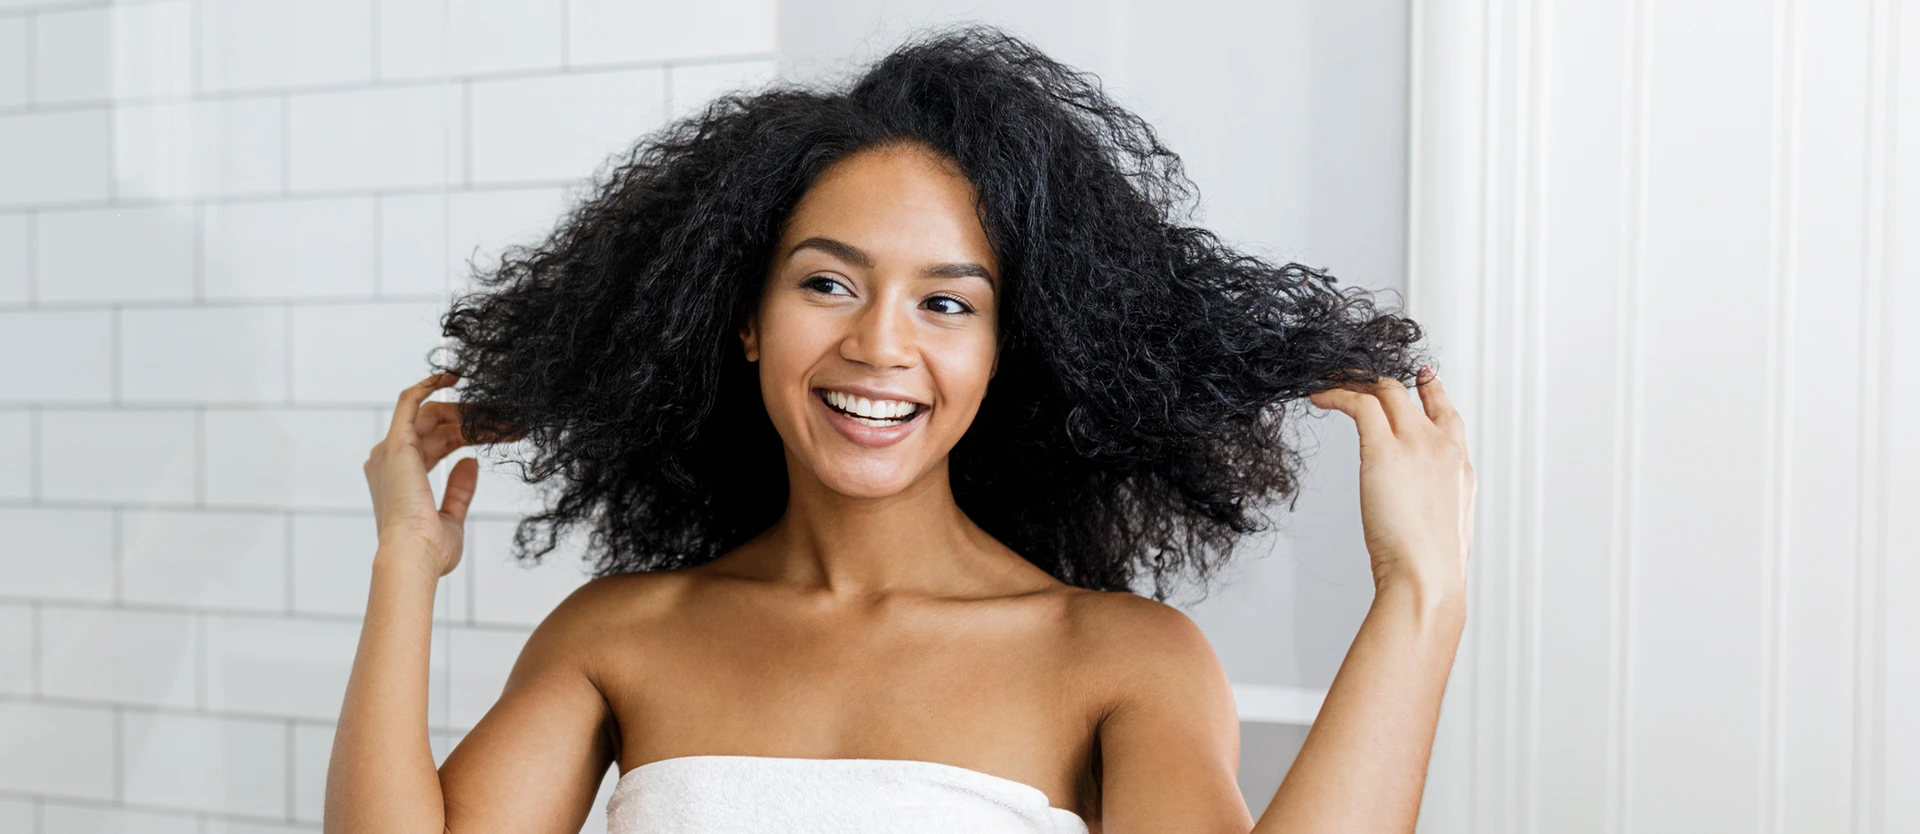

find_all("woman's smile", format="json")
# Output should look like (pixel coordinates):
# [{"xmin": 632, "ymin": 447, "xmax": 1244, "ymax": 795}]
[{"xmin": 813, "ymin": 385, "xmax": 930, "ymax": 447}]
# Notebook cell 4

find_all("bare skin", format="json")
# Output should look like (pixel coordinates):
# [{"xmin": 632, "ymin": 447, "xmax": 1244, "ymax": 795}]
[{"xmin": 327, "ymin": 142, "xmax": 1476, "ymax": 834}]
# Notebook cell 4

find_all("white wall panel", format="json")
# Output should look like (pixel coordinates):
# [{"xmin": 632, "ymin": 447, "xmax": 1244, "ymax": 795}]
[
  {"xmin": 40, "ymin": 606, "xmax": 198, "ymax": 708},
  {"xmin": 287, "ymin": 86, "xmax": 454, "ymax": 192},
  {"xmin": 0, "ymin": 310, "xmax": 114, "ymax": 403},
  {"xmin": 465, "ymin": 68, "xmax": 666, "ymax": 184},
  {"xmin": 0, "ymin": 702, "xmax": 116, "ymax": 799},
  {"xmin": 201, "ymin": 409, "xmax": 384, "ymax": 509},
  {"xmin": 121, "ymin": 508, "xmax": 288, "ymax": 612},
  {"xmin": 0, "ymin": 110, "xmax": 112, "ymax": 207},
  {"xmin": 197, "ymin": 0, "xmax": 375, "ymax": 94},
  {"xmin": 201, "ymin": 198, "xmax": 379, "ymax": 300},
  {"xmin": 0, "ymin": 410, "xmax": 27, "ymax": 499},
  {"xmin": 113, "ymin": 98, "xmax": 286, "ymax": 201},
  {"xmin": 1409, "ymin": 0, "xmax": 1917, "ymax": 831},
  {"xmin": 120, "ymin": 711, "xmax": 287, "ymax": 816},
  {"xmin": 569, "ymin": 0, "xmax": 778, "ymax": 66},
  {"xmin": 0, "ymin": 212, "xmax": 26, "ymax": 303},
  {"xmin": 36, "ymin": 205, "xmax": 196, "ymax": 302},
  {"xmin": 120, "ymin": 306, "xmax": 291, "ymax": 403},
  {"xmin": 40, "ymin": 410, "xmax": 198, "ymax": 503},
  {"xmin": 445, "ymin": 0, "xmax": 565, "ymax": 76},
  {"xmin": 0, "ymin": 18, "xmax": 25, "ymax": 108},
  {"xmin": 0, "ymin": 507, "xmax": 115, "ymax": 602},
  {"xmin": 0, "ymin": 603, "xmax": 32, "ymax": 695},
  {"xmin": 41, "ymin": 805, "xmax": 199, "ymax": 834}
]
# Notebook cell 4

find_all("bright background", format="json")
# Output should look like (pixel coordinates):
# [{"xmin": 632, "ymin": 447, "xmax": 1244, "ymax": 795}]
[
  {"xmin": 6, "ymin": 1, "xmax": 1914, "ymax": 833},
  {"xmin": 0, "ymin": 0, "xmax": 1407, "ymax": 830}
]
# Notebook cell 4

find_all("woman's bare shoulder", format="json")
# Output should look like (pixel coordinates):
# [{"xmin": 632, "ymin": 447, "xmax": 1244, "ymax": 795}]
[
  {"xmin": 537, "ymin": 568, "xmax": 702, "ymax": 634},
  {"xmin": 1058, "ymin": 588, "xmax": 1224, "ymax": 692}
]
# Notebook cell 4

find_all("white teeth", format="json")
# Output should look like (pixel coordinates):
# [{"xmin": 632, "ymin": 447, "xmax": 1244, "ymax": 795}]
[{"xmin": 822, "ymin": 389, "xmax": 920, "ymax": 421}]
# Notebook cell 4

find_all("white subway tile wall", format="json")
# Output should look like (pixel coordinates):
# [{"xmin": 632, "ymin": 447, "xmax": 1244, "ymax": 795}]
[{"xmin": 0, "ymin": 0, "xmax": 779, "ymax": 829}]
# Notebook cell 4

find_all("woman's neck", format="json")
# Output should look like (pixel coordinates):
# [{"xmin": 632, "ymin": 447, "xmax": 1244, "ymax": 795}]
[{"xmin": 732, "ymin": 457, "xmax": 1026, "ymax": 599}]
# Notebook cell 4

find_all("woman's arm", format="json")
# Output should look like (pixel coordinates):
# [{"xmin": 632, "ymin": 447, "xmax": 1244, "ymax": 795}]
[
  {"xmin": 1095, "ymin": 366, "xmax": 1474, "ymax": 833},
  {"xmin": 1256, "ymin": 366, "xmax": 1473, "ymax": 833},
  {"xmin": 1251, "ymin": 579, "xmax": 1463, "ymax": 833},
  {"xmin": 326, "ymin": 373, "xmax": 615, "ymax": 833}
]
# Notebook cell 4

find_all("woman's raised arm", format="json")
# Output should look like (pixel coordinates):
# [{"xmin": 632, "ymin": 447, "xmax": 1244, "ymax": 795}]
[
  {"xmin": 1094, "ymin": 366, "xmax": 1473, "ymax": 834},
  {"xmin": 1252, "ymin": 366, "xmax": 1475, "ymax": 833},
  {"xmin": 326, "ymin": 373, "xmax": 615, "ymax": 833}
]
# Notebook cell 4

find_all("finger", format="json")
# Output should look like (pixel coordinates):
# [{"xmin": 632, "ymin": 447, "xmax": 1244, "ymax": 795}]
[
  {"xmin": 412, "ymin": 400, "xmax": 465, "ymax": 444},
  {"xmin": 1365, "ymin": 373, "xmax": 1424, "ymax": 435},
  {"xmin": 1308, "ymin": 386, "xmax": 1391, "ymax": 442},
  {"xmin": 1414, "ymin": 366, "xmax": 1468, "ymax": 445},
  {"xmin": 388, "ymin": 373, "xmax": 457, "ymax": 444},
  {"xmin": 440, "ymin": 456, "xmax": 480, "ymax": 525},
  {"xmin": 417, "ymin": 421, "xmax": 470, "ymax": 471}
]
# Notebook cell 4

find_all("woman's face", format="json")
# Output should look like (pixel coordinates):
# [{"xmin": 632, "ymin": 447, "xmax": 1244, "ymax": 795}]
[{"xmin": 741, "ymin": 143, "xmax": 1001, "ymax": 499}]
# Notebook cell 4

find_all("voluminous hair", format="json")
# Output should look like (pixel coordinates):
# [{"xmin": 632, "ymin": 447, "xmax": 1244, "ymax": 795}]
[{"xmin": 433, "ymin": 24, "xmax": 1429, "ymax": 600}]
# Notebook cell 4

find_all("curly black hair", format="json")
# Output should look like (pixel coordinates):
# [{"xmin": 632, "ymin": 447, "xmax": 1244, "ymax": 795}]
[{"xmin": 432, "ymin": 23, "xmax": 1429, "ymax": 601}]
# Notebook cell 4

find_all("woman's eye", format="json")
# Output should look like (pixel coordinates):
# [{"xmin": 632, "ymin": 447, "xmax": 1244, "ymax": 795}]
[
  {"xmin": 924, "ymin": 295, "xmax": 974, "ymax": 315},
  {"xmin": 801, "ymin": 275, "xmax": 851, "ymax": 296}
]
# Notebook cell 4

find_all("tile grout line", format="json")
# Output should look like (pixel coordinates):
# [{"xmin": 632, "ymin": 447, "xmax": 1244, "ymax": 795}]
[
  {"xmin": 1, "ymin": 495, "xmax": 523, "ymax": 518},
  {"xmin": 462, "ymin": 80, "xmax": 473, "ymax": 187},
  {"xmin": 369, "ymin": 0, "xmax": 381, "ymax": 81},
  {"xmin": 28, "ymin": 407, "xmax": 40, "ymax": 502},
  {"xmin": 280, "ymin": 92, "xmax": 291, "ymax": 195},
  {"xmin": 1, "ymin": 291, "xmax": 455, "ymax": 314},
  {"xmin": 0, "ymin": 682, "xmax": 499, "ymax": 736},
  {"xmin": 29, "ymin": 602, "xmax": 41, "ymax": 697},
  {"xmin": 0, "ymin": 595, "xmax": 542, "ymax": 632},
  {"xmin": 112, "ymin": 706, "xmax": 124, "ymax": 803},
  {"xmin": 103, "ymin": 22, "xmax": 116, "ymax": 206},
  {"xmin": 371, "ymin": 195, "xmax": 384, "ymax": 297},
  {"xmin": 21, "ymin": 12, "xmax": 33, "ymax": 109},
  {"xmin": 9, "ymin": 791, "xmax": 329, "ymax": 831},
  {"xmin": 25, "ymin": 210, "xmax": 38, "ymax": 305},
  {"xmin": 285, "ymin": 719, "xmax": 297, "ymax": 821},
  {"xmin": 0, "ymin": 50, "xmax": 778, "ymax": 115},
  {"xmin": 283, "ymin": 304, "xmax": 295, "ymax": 405},
  {"xmin": 192, "ymin": 406, "xmax": 205, "ymax": 506},
  {"xmin": 192, "ymin": 203, "xmax": 204, "ymax": 301},
  {"xmin": 0, "ymin": 176, "xmax": 589, "ymax": 214},
  {"xmin": 195, "ymin": 612, "xmax": 206, "ymax": 712},
  {"xmin": 284, "ymin": 511, "xmax": 296, "ymax": 614},
  {"xmin": 110, "ymin": 506, "xmax": 122, "ymax": 602},
  {"xmin": 187, "ymin": 0, "xmax": 201, "ymax": 99},
  {"xmin": 109, "ymin": 306, "xmax": 121, "ymax": 404}
]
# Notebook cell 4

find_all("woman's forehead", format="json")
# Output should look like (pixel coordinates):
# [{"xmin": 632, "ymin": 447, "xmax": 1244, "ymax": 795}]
[{"xmin": 777, "ymin": 146, "xmax": 998, "ymax": 272}]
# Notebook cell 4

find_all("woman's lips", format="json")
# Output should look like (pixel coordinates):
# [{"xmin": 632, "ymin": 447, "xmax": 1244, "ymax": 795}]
[{"xmin": 814, "ymin": 389, "xmax": 927, "ymax": 448}]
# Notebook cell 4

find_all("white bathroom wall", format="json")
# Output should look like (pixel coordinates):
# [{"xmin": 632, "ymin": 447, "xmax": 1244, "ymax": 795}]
[
  {"xmin": 1408, "ymin": 0, "xmax": 1920, "ymax": 831},
  {"xmin": 0, "ymin": 1, "xmax": 775, "ymax": 831}
]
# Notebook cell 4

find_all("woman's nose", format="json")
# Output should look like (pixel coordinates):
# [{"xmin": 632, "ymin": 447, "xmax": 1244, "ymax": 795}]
[{"xmin": 840, "ymin": 295, "xmax": 917, "ymax": 369}]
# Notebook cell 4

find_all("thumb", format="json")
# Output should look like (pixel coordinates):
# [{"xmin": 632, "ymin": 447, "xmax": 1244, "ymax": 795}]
[{"xmin": 440, "ymin": 456, "xmax": 480, "ymax": 525}]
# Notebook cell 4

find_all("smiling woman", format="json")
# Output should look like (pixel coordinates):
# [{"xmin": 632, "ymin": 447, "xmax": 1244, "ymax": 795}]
[
  {"xmin": 328, "ymin": 22, "xmax": 1474, "ymax": 834},
  {"xmin": 744, "ymin": 146, "xmax": 1002, "ymax": 495}
]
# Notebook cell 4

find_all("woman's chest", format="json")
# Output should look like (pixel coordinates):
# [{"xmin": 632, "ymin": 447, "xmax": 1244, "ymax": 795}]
[{"xmin": 593, "ymin": 612, "xmax": 1108, "ymax": 815}]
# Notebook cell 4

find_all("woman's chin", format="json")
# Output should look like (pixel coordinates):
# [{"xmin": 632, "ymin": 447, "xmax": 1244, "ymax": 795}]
[{"xmin": 812, "ymin": 460, "xmax": 927, "ymax": 500}]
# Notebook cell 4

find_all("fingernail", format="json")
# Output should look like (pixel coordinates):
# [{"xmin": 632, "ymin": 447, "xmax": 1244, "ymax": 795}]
[{"xmin": 1417, "ymin": 364, "xmax": 1435, "ymax": 381}]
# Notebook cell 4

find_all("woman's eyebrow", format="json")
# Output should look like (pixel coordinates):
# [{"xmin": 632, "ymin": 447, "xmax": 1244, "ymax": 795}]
[
  {"xmin": 789, "ymin": 236, "xmax": 996, "ymax": 288},
  {"xmin": 790, "ymin": 236, "xmax": 873, "ymax": 268}
]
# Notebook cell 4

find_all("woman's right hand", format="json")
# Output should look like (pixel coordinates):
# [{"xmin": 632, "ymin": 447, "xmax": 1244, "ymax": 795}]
[{"xmin": 363, "ymin": 372, "xmax": 481, "ymax": 579}]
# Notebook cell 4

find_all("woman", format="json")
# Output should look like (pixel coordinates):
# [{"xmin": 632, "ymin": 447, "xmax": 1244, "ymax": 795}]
[{"xmin": 329, "ymin": 24, "xmax": 1475, "ymax": 834}]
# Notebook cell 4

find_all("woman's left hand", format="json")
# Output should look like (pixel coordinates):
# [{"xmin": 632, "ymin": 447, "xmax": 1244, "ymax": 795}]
[{"xmin": 1308, "ymin": 365, "xmax": 1476, "ymax": 599}]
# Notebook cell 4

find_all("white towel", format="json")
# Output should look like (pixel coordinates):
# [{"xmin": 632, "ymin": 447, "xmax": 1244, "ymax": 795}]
[{"xmin": 605, "ymin": 755, "xmax": 1091, "ymax": 834}]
